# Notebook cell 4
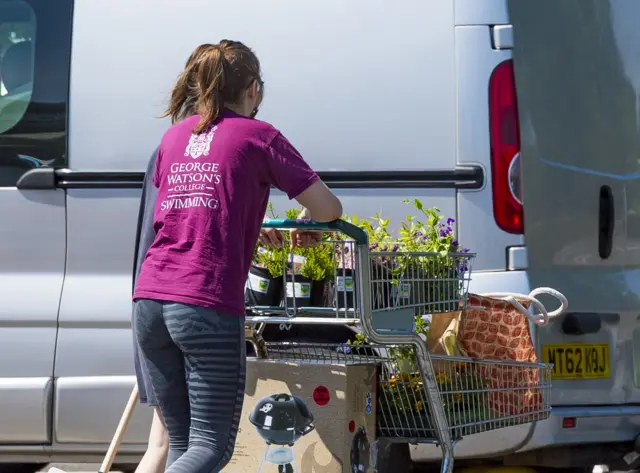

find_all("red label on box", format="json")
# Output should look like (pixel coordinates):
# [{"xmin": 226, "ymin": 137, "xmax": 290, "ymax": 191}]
[{"xmin": 313, "ymin": 385, "xmax": 330, "ymax": 406}]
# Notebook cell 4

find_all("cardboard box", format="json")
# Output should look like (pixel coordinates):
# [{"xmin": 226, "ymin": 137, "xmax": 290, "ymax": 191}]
[{"xmin": 227, "ymin": 359, "xmax": 377, "ymax": 473}]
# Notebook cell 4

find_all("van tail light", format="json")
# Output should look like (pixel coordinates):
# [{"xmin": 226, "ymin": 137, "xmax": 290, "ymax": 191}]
[{"xmin": 489, "ymin": 59, "xmax": 524, "ymax": 235}]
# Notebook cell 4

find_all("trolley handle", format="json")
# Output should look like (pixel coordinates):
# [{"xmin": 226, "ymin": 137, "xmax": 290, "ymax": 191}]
[{"xmin": 261, "ymin": 218, "xmax": 368, "ymax": 245}]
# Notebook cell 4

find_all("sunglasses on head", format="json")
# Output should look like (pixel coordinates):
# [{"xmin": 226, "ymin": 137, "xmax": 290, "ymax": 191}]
[
  {"xmin": 254, "ymin": 77, "xmax": 264, "ymax": 93},
  {"xmin": 249, "ymin": 77, "xmax": 264, "ymax": 118}
]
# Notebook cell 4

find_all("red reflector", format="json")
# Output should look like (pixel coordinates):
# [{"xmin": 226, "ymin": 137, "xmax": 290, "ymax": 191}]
[
  {"xmin": 489, "ymin": 59, "xmax": 524, "ymax": 234},
  {"xmin": 562, "ymin": 417, "xmax": 576, "ymax": 428}
]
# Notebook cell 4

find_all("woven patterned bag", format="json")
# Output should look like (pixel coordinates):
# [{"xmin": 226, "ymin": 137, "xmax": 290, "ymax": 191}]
[{"xmin": 457, "ymin": 289, "xmax": 567, "ymax": 417}]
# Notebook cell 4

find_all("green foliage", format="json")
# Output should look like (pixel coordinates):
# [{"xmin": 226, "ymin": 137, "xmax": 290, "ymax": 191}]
[
  {"xmin": 394, "ymin": 199, "xmax": 468, "ymax": 311},
  {"xmin": 357, "ymin": 213, "xmax": 395, "ymax": 251},
  {"xmin": 254, "ymin": 247, "xmax": 286, "ymax": 278},
  {"xmin": 300, "ymin": 243, "xmax": 333, "ymax": 281},
  {"xmin": 398, "ymin": 199, "xmax": 457, "ymax": 255},
  {"xmin": 255, "ymin": 205, "xmax": 334, "ymax": 281},
  {"xmin": 284, "ymin": 208, "xmax": 299, "ymax": 219}
]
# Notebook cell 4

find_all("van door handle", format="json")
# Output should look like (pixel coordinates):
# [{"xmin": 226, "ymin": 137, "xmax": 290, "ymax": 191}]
[
  {"xmin": 16, "ymin": 168, "xmax": 56, "ymax": 190},
  {"xmin": 598, "ymin": 185, "xmax": 614, "ymax": 259}
]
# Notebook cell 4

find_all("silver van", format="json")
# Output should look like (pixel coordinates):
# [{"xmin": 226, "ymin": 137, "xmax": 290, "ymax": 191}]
[{"xmin": 0, "ymin": 0, "xmax": 638, "ymax": 471}]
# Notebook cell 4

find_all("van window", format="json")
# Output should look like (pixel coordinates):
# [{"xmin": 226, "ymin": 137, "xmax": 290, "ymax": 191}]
[{"xmin": 0, "ymin": 0, "xmax": 72, "ymax": 187}]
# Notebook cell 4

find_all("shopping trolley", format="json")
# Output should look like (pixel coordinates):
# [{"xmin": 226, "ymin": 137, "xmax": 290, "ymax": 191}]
[{"xmin": 245, "ymin": 219, "xmax": 552, "ymax": 473}]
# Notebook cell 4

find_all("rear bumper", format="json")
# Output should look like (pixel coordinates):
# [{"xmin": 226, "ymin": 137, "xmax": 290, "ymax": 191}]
[
  {"xmin": 410, "ymin": 405, "xmax": 640, "ymax": 463},
  {"xmin": 522, "ymin": 405, "xmax": 640, "ymax": 451}
]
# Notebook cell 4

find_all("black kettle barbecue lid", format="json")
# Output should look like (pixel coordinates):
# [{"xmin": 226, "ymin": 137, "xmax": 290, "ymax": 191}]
[{"xmin": 250, "ymin": 393, "xmax": 314, "ymax": 432}]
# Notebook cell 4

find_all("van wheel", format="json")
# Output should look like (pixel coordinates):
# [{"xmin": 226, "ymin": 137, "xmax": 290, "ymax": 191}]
[{"xmin": 0, "ymin": 464, "xmax": 48, "ymax": 473}]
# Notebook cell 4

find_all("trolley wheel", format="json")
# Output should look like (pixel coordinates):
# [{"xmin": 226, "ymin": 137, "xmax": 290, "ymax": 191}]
[
  {"xmin": 376, "ymin": 441, "xmax": 413, "ymax": 473},
  {"xmin": 278, "ymin": 463, "xmax": 294, "ymax": 473}
]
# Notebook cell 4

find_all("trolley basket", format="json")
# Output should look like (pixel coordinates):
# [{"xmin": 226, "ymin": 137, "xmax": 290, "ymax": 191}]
[{"xmin": 245, "ymin": 219, "xmax": 554, "ymax": 473}]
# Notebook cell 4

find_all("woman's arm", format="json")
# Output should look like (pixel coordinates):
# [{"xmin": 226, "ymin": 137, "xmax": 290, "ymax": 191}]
[{"xmin": 295, "ymin": 180, "xmax": 342, "ymax": 223}]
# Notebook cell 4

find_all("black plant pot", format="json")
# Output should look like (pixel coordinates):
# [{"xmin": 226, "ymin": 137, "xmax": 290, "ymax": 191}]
[
  {"xmin": 370, "ymin": 259, "xmax": 393, "ymax": 310},
  {"xmin": 394, "ymin": 268, "xmax": 460, "ymax": 315},
  {"xmin": 428, "ymin": 268, "xmax": 463, "ymax": 313},
  {"xmin": 395, "ymin": 268, "xmax": 462, "ymax": 314},
  {"xmin": 333, "ymin": 269, "xmax": 356, "ymax": 310},
  {"xmin": 284, "ymin": 274, "xmax": 313, "ymax": 308},
  {"xmin": 310, "ymin": 279, "xmax": 327, "ymax": 307},
  {"xmin": 245, "ymin": 265, "xmax": 283, "ymax": 307},
  {"xmin": 392, "ymin": 274, "xmax": 418, "ymax": 311}
]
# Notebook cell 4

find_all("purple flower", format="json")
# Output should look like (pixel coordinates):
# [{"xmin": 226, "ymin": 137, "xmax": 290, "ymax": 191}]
[
  {"xmin": 456, "ymin": 257, "xmax": 469, "ymax": 272},
  {"xmin": 344, "ymin": 246, "xmax": 350, "ymax": 254},
  {"xmin": 452, "ymin": 240, "xmax": 459, "ymax": 247},
  {"xmin": 438, "ymin": 224, "xmax": 453, "ymax": 237},
  {"xmin": 369, "ymin": 243, "xmax": 378, "ymax": 250},
  {"xmin": 416, "ymin": 232, "xmax": 423, "ymax": 237},
  {"xmin": 392, "ymin": 243, "xmax": 399, "ymax": 252},
  {"xmin": 447, "ymin": 218, "xmax": 455, "ymax": 225},
  {"xmin": 462, "ymin": 248, "xmax": 470, "ymax": 253}
]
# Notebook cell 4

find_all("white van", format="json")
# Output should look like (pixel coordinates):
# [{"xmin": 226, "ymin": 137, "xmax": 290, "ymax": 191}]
[{"xmin": 1, "ymin": 0, "xmax": 638, "ymax": 471}]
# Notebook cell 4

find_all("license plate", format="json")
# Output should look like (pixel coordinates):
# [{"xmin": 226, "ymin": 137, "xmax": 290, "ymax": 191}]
[{"xmin": 541, "ymin": 343, "xmax": 610, "ymax": 379}]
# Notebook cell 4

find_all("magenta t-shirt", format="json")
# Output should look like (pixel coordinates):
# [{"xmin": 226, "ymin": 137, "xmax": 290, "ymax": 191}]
[{"xmin": 133, "ymin": 111, "xmax": 319, "ymax": 316}]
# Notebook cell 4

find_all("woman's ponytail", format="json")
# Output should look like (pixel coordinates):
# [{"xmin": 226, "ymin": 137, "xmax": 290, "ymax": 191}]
[
  {"xmin": 164, "ymin": 40, "xmax": 261, "ymax": 133},
  {"xmin": 163, "ymin": 70, "xmax": 191, "ymax": 124},
  {"xmin": 162, "ymin": 43, "xmax": 215, "ymax": 124},
  {"xmin": 193, "ymin": 46, "xmax": 226, "ymax": 134}
]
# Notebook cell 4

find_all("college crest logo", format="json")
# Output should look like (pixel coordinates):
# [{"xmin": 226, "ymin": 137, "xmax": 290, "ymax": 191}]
[{"xmin": 184, "ymin": 126, "xmax": 217, "ymax": 159}]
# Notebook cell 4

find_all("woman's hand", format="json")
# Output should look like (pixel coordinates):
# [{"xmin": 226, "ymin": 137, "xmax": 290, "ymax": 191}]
[
  {"xmin": 259, "ymin": 228, "xmax": 285, "ymax": 247},
  {"xmin": 289, "ymin": 207, "xmax": 323, "ymax": 248},
  {"xmin": 290, "ymin": 229, "xmax": 323, "ymax": 248}
]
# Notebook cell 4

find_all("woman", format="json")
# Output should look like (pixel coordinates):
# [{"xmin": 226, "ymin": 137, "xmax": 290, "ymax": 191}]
[
  {"xmin": 132, "ymin": 43, "xmax": 215, "ymax": 473},
  {"xmin": 133, "ymin": 39, "xmax": 342, "ymax": 473}
]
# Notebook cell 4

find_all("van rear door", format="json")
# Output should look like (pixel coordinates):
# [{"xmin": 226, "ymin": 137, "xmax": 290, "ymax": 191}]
[{"xmin": 509, "ymin": 0, "xmax": 640, "ymax": 405}]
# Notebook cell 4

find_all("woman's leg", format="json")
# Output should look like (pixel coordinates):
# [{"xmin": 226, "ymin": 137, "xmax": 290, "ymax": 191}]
[
  {"xmin": 133, "ymin": 299, "xmax": 191, "ymax": 467},
  {"xmin": 133, "ymin": 309, "xmax": 169, "ymax": 473},
  {"xmin": 162, "ymin": 303, "xmax": 246, "ymax": 473},
  {"xmin": 134, "ymin": 409, "xmax": 169, "ymax": 473}
]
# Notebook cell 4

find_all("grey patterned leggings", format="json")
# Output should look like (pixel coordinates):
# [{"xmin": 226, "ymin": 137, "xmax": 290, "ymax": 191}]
[{"xmin": 133, "ymin": 299, "xmax": 246, "ymax": 473}]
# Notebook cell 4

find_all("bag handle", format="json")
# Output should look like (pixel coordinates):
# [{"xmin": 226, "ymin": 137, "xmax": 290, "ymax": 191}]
[{"xmin": 474, "ymin": 287, "xmax": 568, "ymax": 326}]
